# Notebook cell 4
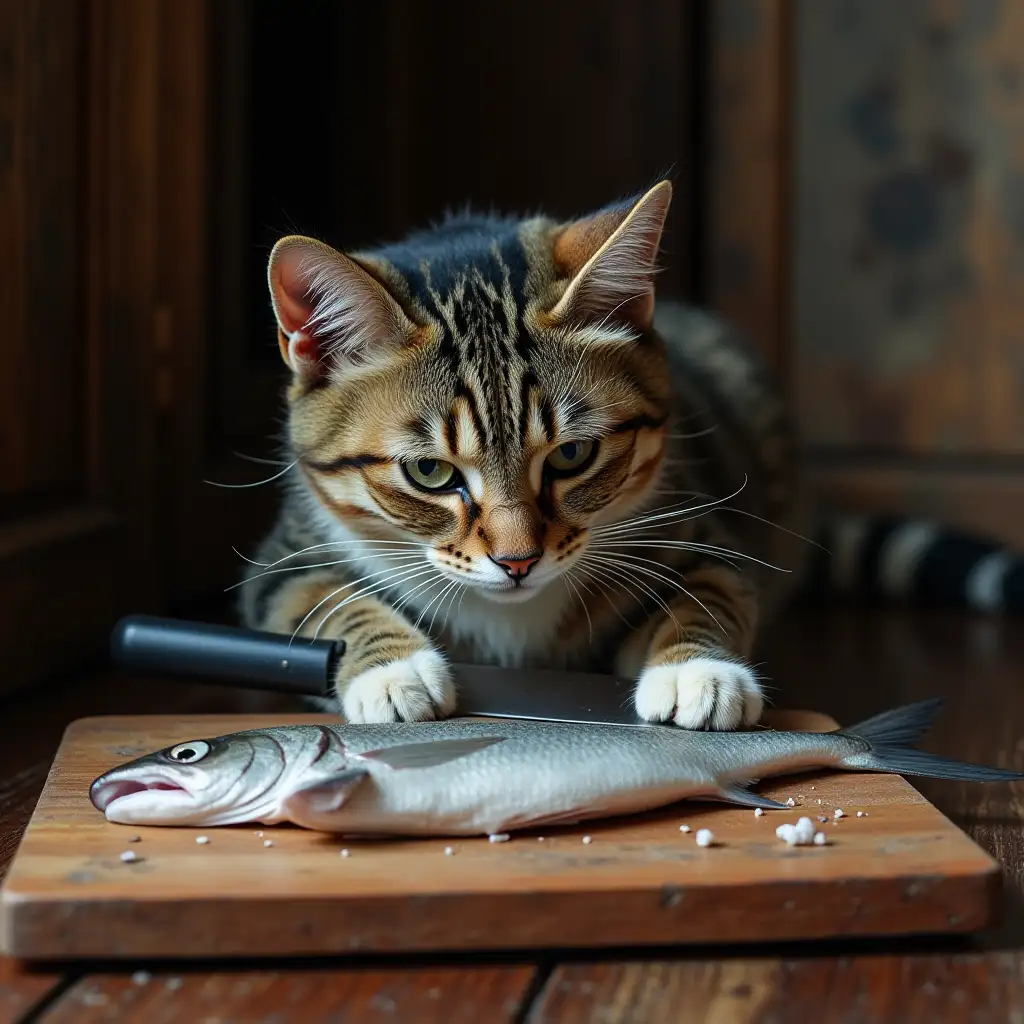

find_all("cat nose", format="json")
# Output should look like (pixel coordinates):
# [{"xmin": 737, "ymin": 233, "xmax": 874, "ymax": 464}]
[{"xmin": 488, "ymin": 552, "xmax": 542, "ymax": 580}]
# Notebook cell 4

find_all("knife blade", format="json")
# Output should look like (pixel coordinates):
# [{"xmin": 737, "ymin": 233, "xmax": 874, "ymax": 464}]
[{"xmin": 110, "ymin": 615, "xmax": 647, "ymax": 726}]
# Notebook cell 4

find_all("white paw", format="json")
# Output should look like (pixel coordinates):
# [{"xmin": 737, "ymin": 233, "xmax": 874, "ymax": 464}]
[
  {"xmin": 340, "ymin": 650, "xmax": 456, "ymax": 724},
  {"xmin": 634, "ymin": 657, "xmax": 763, "ymax": 730}
]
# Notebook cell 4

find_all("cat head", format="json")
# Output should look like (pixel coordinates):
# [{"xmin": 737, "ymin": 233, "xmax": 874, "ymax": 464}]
[{"xmin": 267, "ymin": 182, "xmax": 673, "ymax": 603}]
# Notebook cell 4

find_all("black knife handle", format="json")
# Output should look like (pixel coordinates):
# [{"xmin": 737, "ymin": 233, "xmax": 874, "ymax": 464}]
[{"xmin": 110, "ymin": 615, "xmax": 341, "ymax": 696}]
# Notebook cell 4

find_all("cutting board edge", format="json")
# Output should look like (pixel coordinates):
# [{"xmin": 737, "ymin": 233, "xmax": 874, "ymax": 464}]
[{"xmin": 0, "ymin": 866, "xmax": 1001, "ymax": 960}]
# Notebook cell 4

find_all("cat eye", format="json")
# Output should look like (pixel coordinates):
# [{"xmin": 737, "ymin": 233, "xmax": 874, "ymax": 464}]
[
  {"xmin": 546, "ymin": 440, "xmax": 597, "ymax": 476},
  {"xmin": 403, "ymin": 458, "xmax": 461, "ymax": 491},
  {"xmin": 167, "ymin": 741, "xmax": 210, "ymax": 764}
]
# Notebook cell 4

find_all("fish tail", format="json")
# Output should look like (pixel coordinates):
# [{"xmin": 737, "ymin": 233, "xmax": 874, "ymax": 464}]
[{"xmin": 837, "ymin": 699, "xmax": 1024, "ymax": 782}]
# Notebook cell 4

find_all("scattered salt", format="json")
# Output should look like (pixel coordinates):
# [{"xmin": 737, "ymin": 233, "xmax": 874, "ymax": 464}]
[
  {"xmin": 119, "ymin": 850, "xmax": 138, "ymax": 863},
  {"xmin": 255, "ymin": 831, "xmax": 264, "ymax": 837},
  {"xmin": 488, "ymin": 833, "xmax": 510, "ymax": 843},
  {"xmin": 834, "ymin": 808, "xmax": 846, "ymax": 819},
  {"xmin": 856, "ymin": 811, "xmax": 865, "ymax": 817},
  {"xmin": 127, "ymin": 835, "xmax": 141, "ymax": 843},
  {"xmin": 582, "ymin": 835, "xmax": 593, "ymax": 845},
  {"xmin": 263, "ymin": 839, "xmax": 274, "ymax": 847},
  {"xmin": 132, "ymin": 971, "xmax": 151, "ymax": 986},
  {"xmin": 695, "ymin": 828, "xmax": 715, "ymax": 848},
  {"xmin": 679, "ymin": 825, "xmax": 691, "ymax": 833},
  {"xmin": 340, "ymin": 849, "xmax": 351, "ymax": 858},
  {"xmin": 813, "ymin": 832, "xmax": 827, "ymax": 846},
  {"xmin": 166, "ymin": 978, "xmax": 183, "ymax": 991},
  {"xmin": 195, "ymin": 836, "xmax": 209, "ymax": 845},
  {"xmin": 537, "ymin": 837, "xmax": 545, "ymax": 842},
  {"xmin": 818, "ymin": 816, "xmax": 828, "ymax": 823},
  {"xmin": 444, "ymin": 846, "xmax": 455, "ymax": 856},
  {"xmin": 754, "ymin": 808, "xmax": 764, "ymax": 818},
  {"xmin": 785, "ymin": 797, "xmax": 796, "ymax": 807},
  {"xmin": 776, "ymin": 817, "xmax": 817, "ymax": 847}
]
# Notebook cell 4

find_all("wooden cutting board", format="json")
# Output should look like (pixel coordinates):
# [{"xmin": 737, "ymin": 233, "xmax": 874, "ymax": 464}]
[{"xmin": 0, "ymin": 710, "xmax": 1003, "ymax": 959}]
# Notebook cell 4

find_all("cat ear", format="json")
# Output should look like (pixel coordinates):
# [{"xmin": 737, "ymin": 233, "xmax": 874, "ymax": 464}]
[
  {"xmin": 267, "ymin": 235, "xmax": 416, "ymax": 379},
  {"xmin": 550, "ymin": 180, "xmax": 672, "ymax": 332}
]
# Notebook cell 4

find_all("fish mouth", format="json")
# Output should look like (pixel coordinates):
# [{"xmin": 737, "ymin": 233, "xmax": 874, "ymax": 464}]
[{"xmin": 90, "ymin": 776, "xmax": 190, "ymax": 814}]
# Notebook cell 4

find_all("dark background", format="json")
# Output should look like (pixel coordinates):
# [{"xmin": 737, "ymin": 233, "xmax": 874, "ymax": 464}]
[{"xmin": 4, "ymin": 0, "xmax": 1024, "ymax": 695}]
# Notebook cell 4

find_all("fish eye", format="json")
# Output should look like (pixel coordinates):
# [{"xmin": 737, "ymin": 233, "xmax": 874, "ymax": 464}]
[
  {"xmin": 403, "ymin": 458, "xmax": 461, "ymax": 491},
  {"xmin": 546, "ymin": 439, "xmax": 596, "ymax": 475},
  {"xmin": 168, "ymin": 740, "xmax": 210, "ymax": 763}
]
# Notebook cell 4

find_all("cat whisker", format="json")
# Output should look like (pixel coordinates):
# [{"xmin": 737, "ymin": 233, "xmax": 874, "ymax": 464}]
[
  {"xmin": 592, "ymin": 478, "xmax": 748, "ymax": 539},
  {"xmin": 251, "ymin": 538, "xmax": 425, "ymax": 571},
  {"xmin": 585, "ymin": 553, "xmax": 723, "ymax": 635},
  {"xmin": 438, "ymin": 581, "xmax": 466, "ymax": 636},
  {"xmin": 607, "ymin": 540, "xmax": 790, "ymax": 573},
  {"xmin": 231, "ymin": 450, "xmax": 295, "ymax": 467},
  {"xmin": 571, "ymin": 564, "xmax": 634, "ymax": 628},
  {"xmin": 228, "ymin": 551, "xmax": 420, "ymax": 592},
  {"xmin": 204, "ymin": 461, "xmax": 297, "ymax": 489},
  {"xmin": 580, "ymin": 557, "xmax": 682, "ymax": 634},
  {"xmin": 421, "ymin": 578, "xmax": 462, "ymax": 635},
  {"xmin": 312, "ymin": 564, "xmax": 439, "ymax": 642},
  {"xmin": 293, "ymin": 561, "xmax": 432, "ymax": 645},
  {"xmin": 667, "ymin": 425, "xmax": 717, "ymax": 440},
  {"xmin": 562, "ymin": 571, "xmax": 593, "ymax": 644}
]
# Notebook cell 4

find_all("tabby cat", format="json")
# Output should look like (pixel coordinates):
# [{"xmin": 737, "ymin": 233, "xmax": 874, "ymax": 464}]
[{"xmin": 239, "ymin": 181, "xmax": 811, "ymax": 729}]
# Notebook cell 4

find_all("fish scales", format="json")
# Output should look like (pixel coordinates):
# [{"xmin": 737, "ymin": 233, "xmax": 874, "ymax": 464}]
[{"xmin": 89, "ymin": 700, "xmax": 1023, "ymax": 837}]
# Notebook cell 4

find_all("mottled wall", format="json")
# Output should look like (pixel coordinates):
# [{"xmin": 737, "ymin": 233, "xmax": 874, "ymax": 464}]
[
  {"xmin": 795, "ymin": 0, "xmax": 1024, "ymax": 457},
  {"xmin": 788, "ymin": 0, "xmax": 1024, "ymax": 544}
]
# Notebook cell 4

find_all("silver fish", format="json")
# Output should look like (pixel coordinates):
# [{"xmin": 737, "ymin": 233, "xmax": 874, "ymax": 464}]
[{"xmin": 89, "ymin": 699, "xmax": 1022, "ymax": 836}]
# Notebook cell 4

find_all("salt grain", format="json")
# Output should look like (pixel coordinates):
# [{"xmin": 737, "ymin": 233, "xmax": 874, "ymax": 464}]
[
  {"xmin": 785, "ymin": 797, "xmax": 796, "ymax": 807},
  {"xmin": 834, "ymin": 808, "xmax": 846, "ymax": 819},
  {"xmin": 695, "ymin": 828, "xmax": 715, "ymax": 848},
  {"xmin": 679, "ymin": 825, "xmax": 691, "ymax": 833},
  {"xmin": 488, "ymin": 833, "xmax": 510, "ymax": 843},
  {"xmin": 195, "ymin": 836, "xmax": 209, "ymax": 845},
  {"xmin": 119, "ymin": 850, "xmax": 138, "ymax": 863},
  {"xmin": 166, "ymin": 978, "xmax": 183, "ymax": 991},
  {"xmin": 255, "ymin": 831, "xmax": 264, "ymax": 837},
  {"xmin": 582, "ymin": 835, "xmax": 593, "ymax": 845},
  {"xmin": 856, "ymin": 811, "xmax": 865, "ymax": 817},
  {"xmin": 818, "ymin": 816, "xmax": 828, "ymax": 823},
  {"xmin": 444, "ymin": 846, "xmax": 455, "ymax": 856},
  {"xmin": 340, "ymin": 849, "xmax": 351, "ymax": 858},
  {"xmin": 776, "ymin": 817, "xmax": 817, "ymax": 846},
  {"xmin": 813, "ymin": 832, "xmax": 827, "ymax": 846},
  {"xmin": 132, "ymin": 971, "xmax": 151, "ymax": 986},
  {"xmin": 127, "ymin": 835, "xmax": 141, "ymax": 843},
  {"xmin": 263, "ymin": 839, "xmax": 274, "ymax": 847},
  {"xmin": 754, "ymin": 808, "xmax": 764, "ymax": 818},
  {"xmin": 537, "ymin": 837, "xmax": 545, "ymax": 842}
]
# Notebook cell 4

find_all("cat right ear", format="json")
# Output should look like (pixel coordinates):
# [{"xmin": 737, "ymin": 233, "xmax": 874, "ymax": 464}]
[{"xmin": 267, "ymin": 236, "xmax": 416, "ymax": 380}]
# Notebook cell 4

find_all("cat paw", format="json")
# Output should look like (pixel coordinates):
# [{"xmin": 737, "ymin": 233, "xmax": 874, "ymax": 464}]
[
  {"xmin": 634, "ymin": 657, "xmax": 763, "ymax": 730},
  {"xmin": 340, "ymin": 650, "xmax": 456, "ymax": 724}
]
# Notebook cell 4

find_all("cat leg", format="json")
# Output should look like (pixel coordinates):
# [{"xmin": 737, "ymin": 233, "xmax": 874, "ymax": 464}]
[
  {"xmin": 619, "ymin": 564, "xmax": 763, "ymax": 730},
  {"xmin": 260, "ymin": 571, "xmax": 455, "ymax": 724}
]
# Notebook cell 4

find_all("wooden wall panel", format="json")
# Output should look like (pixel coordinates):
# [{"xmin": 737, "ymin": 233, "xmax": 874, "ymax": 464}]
[
  {"xmin": 706, "ymin": 0, "xmax": 793, "ymax": 372},
  {"xmin": 794, "ymin": 0, "xmax": 1024, "ymax": 457},
  {"xmin": 0, "ymin": 0, "xmax": 81, "ymax": 501}
]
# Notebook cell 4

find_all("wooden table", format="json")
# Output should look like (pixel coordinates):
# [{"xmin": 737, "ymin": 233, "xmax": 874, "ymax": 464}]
[{"xmin": 3, "ymin": 607, "xmax": 1024, "ymax": 1022}]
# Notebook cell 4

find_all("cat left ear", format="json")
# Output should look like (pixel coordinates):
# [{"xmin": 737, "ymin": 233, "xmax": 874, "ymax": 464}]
[
  {"xmin": 268, "ymin": 235, "xmax": 416, "ymax": 380},
  {"xmin": 549, "ymin": 180, "xmax": 672, "ymax": 332}
]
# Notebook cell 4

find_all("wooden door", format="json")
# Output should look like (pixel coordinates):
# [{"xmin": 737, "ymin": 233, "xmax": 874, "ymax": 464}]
[{"xmin": 0, "ymin": 0, "xmax": 212, "ymax": 692}]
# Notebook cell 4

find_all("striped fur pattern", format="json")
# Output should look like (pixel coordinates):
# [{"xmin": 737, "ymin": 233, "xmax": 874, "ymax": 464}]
[{"xmin": 241, "ymin": 182, "xmax": 805, "ymax": 729}]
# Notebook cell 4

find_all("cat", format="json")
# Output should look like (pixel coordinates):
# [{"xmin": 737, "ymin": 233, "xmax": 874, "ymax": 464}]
[{"xmin": 239, "ymin": 179, "xmax": 1023, "ymax": 728}]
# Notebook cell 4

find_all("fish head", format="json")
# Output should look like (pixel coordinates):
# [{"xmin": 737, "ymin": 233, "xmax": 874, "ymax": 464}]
[{"xmin": 89, "ymin": 730, "xmax": 290, "ymax": 826}]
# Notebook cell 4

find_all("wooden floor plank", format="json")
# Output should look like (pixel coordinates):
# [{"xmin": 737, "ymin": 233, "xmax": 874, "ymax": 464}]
[
  {"xmin": 528, "ymin": 953, "xmax": 1024, "ymax": 1023},
  {"xmin": 0, "ymin": 958, "xmax": 62, "ymax": 1024},
  {"xmin": 40, "ymin": 965, "xmax": 537, "ymax": 1024}
]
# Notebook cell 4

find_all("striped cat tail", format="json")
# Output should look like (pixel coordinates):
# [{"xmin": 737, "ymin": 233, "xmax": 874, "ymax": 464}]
[{"xmin": 802, "ymin": 513, "xmax": 1024, "ymax": 614}]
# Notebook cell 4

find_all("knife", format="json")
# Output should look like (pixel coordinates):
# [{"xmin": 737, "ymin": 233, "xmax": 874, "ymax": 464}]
[{"xmin": 110, "ymin": 615, "xmax": 646, "ymax": 726}]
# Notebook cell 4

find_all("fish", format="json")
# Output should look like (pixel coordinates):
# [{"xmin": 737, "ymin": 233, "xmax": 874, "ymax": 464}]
[{"xmin": 89, "ymin": 699, "xmax": 1023, "ymax": 837}]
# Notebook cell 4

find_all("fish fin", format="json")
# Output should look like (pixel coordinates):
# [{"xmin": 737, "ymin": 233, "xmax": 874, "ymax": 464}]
[
  {"xmin": 839, "ymin": 700, "xmax": 1024, "ymax": 782},
  {"xmin": 281, "ymin": 769, "xmax": 369, "ymax": 819},
  {"xmin": 358, "ymin": 736, "xmax": 504, "ymax": 770},
  {"xmin": 714, "ymin": 784, "xmax": 790, "ymax": 810}
]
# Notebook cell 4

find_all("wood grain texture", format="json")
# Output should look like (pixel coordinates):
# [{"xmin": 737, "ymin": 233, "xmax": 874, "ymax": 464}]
[
  {"xmin": 529, "ymin": 953, "xmax": 1024, "ymax": 1023},
  {"xmin": 809, "ymin": 460, "xmax": 1024, "ymax": 550},
  {"xmin": 794, "ymin": 0, "xmax": 1024, "ymax": 456},
  {"xmin": 0, "ymin": 957, "xmax": 59, "ymax": 1024},
  {"xmin": 0, "ymin": 709, "xmax": 1005, "ymax": 959},
  {"xmin": 41, "ymin": 966, "xmax": 536, "ymax": 1024},
  {"xmin": 707, "ymin": 0, "xmax": 792, "ymax": 371}
]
